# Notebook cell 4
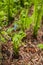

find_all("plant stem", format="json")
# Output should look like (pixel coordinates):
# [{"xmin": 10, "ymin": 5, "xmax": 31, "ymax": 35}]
[
  {"xmin": 7, "ymin": 0, "xmax": 11, "ymax": 22},
  {"xmin": 33, "ymin": 1, "xmax": 43, "ymax": 37}
]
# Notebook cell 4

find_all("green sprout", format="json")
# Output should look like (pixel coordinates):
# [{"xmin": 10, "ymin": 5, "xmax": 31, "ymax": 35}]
[{"xmin": 12, "ymin": 30, "xmax": 26, "ymax": 55}]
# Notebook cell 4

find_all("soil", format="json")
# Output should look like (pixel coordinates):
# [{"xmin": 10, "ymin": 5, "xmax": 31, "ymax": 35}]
[{"xmin": 0, "ymin": 23, "xmax": 43, "ymax": 65}]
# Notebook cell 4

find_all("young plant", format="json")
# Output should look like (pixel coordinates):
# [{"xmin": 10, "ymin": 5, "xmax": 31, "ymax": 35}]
[
  {"xmin": 12, "ymin": 30, "xmax": 26, "ymax": 55},
  {"xmin": 33, "ymin": 0, "xmax": 43, "ymax": 37}
]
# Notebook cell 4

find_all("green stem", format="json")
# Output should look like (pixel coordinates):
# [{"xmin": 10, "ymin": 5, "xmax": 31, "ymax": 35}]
[
  {"xmin": 7, "ymin": 0, "xmax": 11, "ymax": 22},
  {"xmin": 33, "ymin": 1, "xmax": 43, "ymax": 37}
]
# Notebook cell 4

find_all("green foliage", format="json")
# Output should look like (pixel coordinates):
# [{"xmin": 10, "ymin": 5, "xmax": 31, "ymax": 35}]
[
  {"xmin": 0, "ymin": 30, "xmax": 11, "ymax": 41},
  {"xmin": 17, "ymin": 9, "xmax": 33, "ymax": 31},
  {"xmin": 7, "ymin": 27, "xmax": 14, "ymax": 34},
  {"xmin": 0, "ymin": 0, "xmax": 33, "ymax": 27},
  {"xmin": 3, "ymin": 0, "xmax": 15, "ymax": 22},
  {"xmin": 7, "ymin": 0, "xmax": 11, "ymax": 22},
  {"xmin": 0, "ymin": 34, "xmax": 6, "ymax": 43},
  {"xmin": 33, "ymin": 0, "xmax": 43, "ymax": 37},
  {"xmin": 28, "ymin": 64, "xmax": 30, "ymax": 65},
  {"xmin": 0, "ymin": 11, "xmax": 7, "ymax": 26},
  {"xmin": 20, "ymin": 0, "xmax": 24, "ymax": 7},
  {"xmin": 37, "ymin": 44, "xmax": 43, "ymax": 49},
  {"xmin": 12, "ymin": 30, "xmax": 26, "ymax": 55},
  {"xmin": 0, "ymin": 0, "xmax": 43, "ymax": 56},
  {"xmin": 0, "ymin": 0, "xmax": 18, "ymax": 24}
]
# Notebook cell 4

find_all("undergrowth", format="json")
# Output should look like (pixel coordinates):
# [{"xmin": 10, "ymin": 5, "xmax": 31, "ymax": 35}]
[{"xmin": 0, "ymin": 0, "xmax": 43, "ymax": 57}]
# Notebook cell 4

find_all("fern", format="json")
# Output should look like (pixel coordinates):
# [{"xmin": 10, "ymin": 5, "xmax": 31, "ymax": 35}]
[
  {"xmin": 17, "ymin": 9, "xmax": 33, "ymax": 31},
  {"xmin": 33, "ymin": 0, "xmax": 43, "ymax": 37},
  {"xmin": 12, "ymin": 30, "xmax": 26, "ymax": 55}
]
